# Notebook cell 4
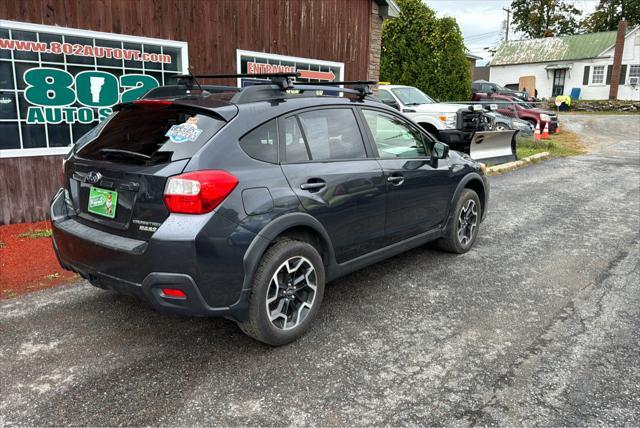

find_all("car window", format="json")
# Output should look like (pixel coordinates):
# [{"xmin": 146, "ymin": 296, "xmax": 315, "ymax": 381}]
[
  {"xmin": 297, "ymin": 109, "xmax": 366, "ymax": 161},
  {"xmin": 378, "ymin": 90, "xmax": 396, "ymax": 103},
  {"xmin": 76, "ymin": 106, "xmax": 225, "ymax": 165},
  {"xmin": 362, "ymin": 109, "xmax": 429, "ymax": 158},
  {"xmin": 239, "ymin": 119, "xmax": 278, "ymax": 163},
  {"xmin": 280, "ymin": 116, "xmax": 310, "ymax": 163},
  {"xmin": 390, "ymin": 87, "xmax": 434, "ymax": 105}
]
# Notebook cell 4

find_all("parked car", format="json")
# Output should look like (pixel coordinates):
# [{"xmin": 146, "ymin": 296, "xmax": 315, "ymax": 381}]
[
  {"xmin": 51, "ymin": 75, "xmax": 490, "ymax": 346},
  {"xmin": 377, "ymin": 84, "xmax": 491, "ymax": 148},
  {"xmin": 473, "ymin": 93, "xmax": 558, "ymax": 132},
  {"xmin": 472, "ymin": 80, "xmax": 536, "ymax": 102},
  {"xmin": 484, "ymin": 110, "xmax": 534, "ymax": 136}
]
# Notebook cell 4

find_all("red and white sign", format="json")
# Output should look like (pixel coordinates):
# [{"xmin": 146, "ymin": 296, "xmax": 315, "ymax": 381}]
[
  {"xmin": 247, "ymin": 61, "xmax": 337, "ymax": 81},
  {"xmin": 247, "ymin": 62, "xmax": 296, "ymax": 74}
]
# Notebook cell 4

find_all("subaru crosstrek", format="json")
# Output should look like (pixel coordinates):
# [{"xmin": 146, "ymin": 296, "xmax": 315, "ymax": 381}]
[{"xmin": 51, "ymin": 76, "xmax": 489, "ymax": 345}]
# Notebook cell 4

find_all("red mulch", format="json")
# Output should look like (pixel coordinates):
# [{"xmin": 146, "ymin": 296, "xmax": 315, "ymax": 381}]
[{"xmin": 0, "ymin": 220, "xmax": 78, "ymax": 299}]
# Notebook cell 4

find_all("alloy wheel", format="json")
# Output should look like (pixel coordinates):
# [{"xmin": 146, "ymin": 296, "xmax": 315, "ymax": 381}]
[
  {"xmin": 457, "ymin": 199, "xmax": 478, "ymax": 246},
  {"xmin": 265, "ymin": 256, "xmax": 317, "ymax": 330}
]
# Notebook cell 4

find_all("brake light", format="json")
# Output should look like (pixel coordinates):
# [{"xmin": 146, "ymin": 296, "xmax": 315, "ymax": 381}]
[
  {"xmin": 163, "ymin": 170, "xmax": 238, "ymax": 214},
  {"xmin": 133, "ymin": 99, "xmax": 173, "ymax": 107}
]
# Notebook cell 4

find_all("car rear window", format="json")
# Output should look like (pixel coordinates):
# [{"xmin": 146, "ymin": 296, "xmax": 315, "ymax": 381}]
[{"xmin": 76, "ymin": 105, "xmax": 226, "ymax": 165}]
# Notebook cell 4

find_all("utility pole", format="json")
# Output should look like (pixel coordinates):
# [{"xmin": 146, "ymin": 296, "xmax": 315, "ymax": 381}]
[{"xmin": 503, "ymin": 7, "xmax": 510, "ymax": 42}]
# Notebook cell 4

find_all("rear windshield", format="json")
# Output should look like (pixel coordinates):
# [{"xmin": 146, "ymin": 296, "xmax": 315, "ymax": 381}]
[{"xmin": 76, "ymin": 105, "xmax": 225, "ymax": 165}]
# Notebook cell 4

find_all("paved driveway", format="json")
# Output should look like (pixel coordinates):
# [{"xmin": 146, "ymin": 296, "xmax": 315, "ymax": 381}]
[{"xmin": 1, "ymin": 114, "xmax": 639, "ymax": 426}]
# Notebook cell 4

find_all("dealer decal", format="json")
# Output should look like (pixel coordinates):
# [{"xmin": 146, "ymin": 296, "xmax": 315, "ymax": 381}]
[{"xmin": 165, "ymin": 116, "xmax": 203, "ymax": 143}]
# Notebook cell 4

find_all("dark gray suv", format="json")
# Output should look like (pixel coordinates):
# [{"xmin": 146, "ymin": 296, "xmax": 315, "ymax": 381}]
[{"xmin": 50, "ymin": 75, "xmax": 489, "ymax": 345}]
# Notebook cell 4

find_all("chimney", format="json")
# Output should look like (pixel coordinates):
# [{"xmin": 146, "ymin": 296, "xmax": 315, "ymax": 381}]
[{"xmin": 609, "ymin": 19, "xmax": 627, "ymax": 100}]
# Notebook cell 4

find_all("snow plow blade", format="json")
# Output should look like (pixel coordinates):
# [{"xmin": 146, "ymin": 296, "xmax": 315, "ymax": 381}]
[{"xmin": 469, "ymin": 130, "xmax": 517, "ymax": 165}]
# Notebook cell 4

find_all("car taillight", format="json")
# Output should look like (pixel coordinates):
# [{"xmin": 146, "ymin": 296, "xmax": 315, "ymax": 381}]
[{"xmin": 163, "ymin": 170, "xmax": 238, "ymax": 214}]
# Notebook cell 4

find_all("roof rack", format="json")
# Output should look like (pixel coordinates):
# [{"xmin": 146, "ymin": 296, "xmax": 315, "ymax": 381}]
[
  {"xmin": 170, "ymin": 73, "xmax": 376, "ymax": 103},
  {"xmin": 172, "ymin": 72, "xmax": 300, "ymax": 90}
]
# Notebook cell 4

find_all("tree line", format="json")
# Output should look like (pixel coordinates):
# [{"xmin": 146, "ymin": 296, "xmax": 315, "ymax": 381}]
[{"xmin": 511, "ymin": 0, "xmax": 639, "ymax": 39}]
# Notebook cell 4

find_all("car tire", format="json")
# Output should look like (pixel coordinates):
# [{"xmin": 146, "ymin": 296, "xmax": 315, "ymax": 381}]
[
  {"xmin": 495, "ymin": 123, "xmax": 509, "ymax": 131},
  {"xmin": 238, "ymin": 239, "xmax": 325, "ymax": 346},
  {"xmin": 437, "ymin": 189, "xmax": 481, "ymax": 254}
]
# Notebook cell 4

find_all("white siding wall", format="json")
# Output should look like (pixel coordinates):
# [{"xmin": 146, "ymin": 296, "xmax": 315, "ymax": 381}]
[{"xmin": 489, "ymin": 28, "xmax": 640, "ymax": 101}]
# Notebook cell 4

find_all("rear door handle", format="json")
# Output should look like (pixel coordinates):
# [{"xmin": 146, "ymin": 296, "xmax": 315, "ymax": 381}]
[{"xmin": 300, "ymin": 180, "xmax": 326, "ymax": 191}]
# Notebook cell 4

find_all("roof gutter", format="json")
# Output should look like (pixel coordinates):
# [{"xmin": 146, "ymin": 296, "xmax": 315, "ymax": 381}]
[{"xmin": 375, "ymin": 0, "xmax": 400, "ymax": 19}]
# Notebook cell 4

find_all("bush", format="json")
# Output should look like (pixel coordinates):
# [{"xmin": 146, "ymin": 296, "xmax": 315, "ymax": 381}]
[{"xmin": 380, "ymin": 0, "xmax": 471, "ymax": 101}]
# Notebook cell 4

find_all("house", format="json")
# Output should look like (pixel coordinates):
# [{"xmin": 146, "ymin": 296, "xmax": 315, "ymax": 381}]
[
  {"xmin": 465, "ymin": 52, "xmax": 483, "ymax": 80},
  {"xmin": 489, "ymin": 23, "xmax": 640, "ymax": 100}
]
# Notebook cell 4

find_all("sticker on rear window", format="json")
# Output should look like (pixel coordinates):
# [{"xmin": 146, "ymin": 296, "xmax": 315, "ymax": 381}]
[{"xmin": 165, "ymin": 116, "xmax": 203, "ymax": 143}]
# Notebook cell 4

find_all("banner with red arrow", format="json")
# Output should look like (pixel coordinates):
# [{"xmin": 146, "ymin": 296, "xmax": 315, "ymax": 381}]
[{"xmin": 298, "ymin": 69, "xmax": 336, "ymax": 81}]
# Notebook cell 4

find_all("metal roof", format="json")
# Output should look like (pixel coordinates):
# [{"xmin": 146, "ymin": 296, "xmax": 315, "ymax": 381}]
[{"xmin": 490, "ymin": 31, "xmax": 620, "ymax": 66}]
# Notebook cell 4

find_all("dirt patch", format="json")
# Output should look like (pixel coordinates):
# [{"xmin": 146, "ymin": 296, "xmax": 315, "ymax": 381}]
[{"xmin": 0, "ymin": 221, "xmax": 77, "ymax": 299}]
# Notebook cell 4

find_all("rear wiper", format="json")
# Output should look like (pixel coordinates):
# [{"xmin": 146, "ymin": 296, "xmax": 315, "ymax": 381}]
[{"xmin": 97, "ymin": 149, "xmax": 151, "ymax": 162}]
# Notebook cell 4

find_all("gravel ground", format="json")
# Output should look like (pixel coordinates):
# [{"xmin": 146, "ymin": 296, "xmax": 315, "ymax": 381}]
[{"xmin": 1, "ymin": 114, "xmax": 639, "ymax": 426}]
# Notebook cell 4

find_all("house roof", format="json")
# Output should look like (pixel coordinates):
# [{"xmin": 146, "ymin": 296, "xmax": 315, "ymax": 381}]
[{"xmin": 491, "ymin": 30, "xmax": 620, "ymax": 66}]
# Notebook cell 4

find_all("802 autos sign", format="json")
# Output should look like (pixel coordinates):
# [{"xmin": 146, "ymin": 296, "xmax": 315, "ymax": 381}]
[
  {"xmin": 0, "ymin": 20, "xmax": 188, "ymax": 156},
  {"xmin": 23, "ymin": 68, "xmax": 158, "ymax": 124}
]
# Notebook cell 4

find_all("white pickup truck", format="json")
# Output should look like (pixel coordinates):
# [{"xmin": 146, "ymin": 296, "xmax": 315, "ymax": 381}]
[{"xmin": 377, "ymin": 84, "xmax": 515, "ymax": 164}]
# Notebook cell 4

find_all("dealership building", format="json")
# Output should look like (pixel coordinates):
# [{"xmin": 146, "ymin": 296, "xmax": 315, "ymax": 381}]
[{"xmin": 0, "ymin": 0, "xmax": 399, "ymax": 224}]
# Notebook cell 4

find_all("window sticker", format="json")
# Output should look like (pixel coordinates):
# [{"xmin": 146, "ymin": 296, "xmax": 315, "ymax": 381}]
[{"xmin": 165, "ymin": 116, "xmax": 203, "ymax": 143}]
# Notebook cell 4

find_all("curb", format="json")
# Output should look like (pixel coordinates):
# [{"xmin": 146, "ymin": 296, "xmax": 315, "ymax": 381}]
[{"xmin": 486, "ymin": 152, "xmax": 550, "ymax": 174}]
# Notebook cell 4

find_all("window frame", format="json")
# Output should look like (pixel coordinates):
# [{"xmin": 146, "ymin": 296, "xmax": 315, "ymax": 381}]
[
  {"xmin": 277, "ymin": 105, "xmax": 374, "ymax": 164},
  {"xmin": 356, "ymin": 106, "xmax": 434, "ymax": 160},
  {"xmin": 591, "ymin": 65, "xmax": 606, "ymax": 85},
  {"xmin": 629, "ymin": 64, "xmax": 640, "ymax": 83}
]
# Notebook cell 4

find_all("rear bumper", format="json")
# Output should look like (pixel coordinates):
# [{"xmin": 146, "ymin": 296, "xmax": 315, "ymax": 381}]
[{"xmin": 50, "ymin": 188, "xmax": 255, "ymax": 320}]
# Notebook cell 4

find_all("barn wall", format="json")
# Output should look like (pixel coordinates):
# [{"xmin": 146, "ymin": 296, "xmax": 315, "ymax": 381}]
[{"xmin": 0, "ymin": 0, "xmax": 374, "ymax": 224}]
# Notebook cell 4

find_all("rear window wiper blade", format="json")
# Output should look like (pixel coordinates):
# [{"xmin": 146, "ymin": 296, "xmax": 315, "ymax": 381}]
[{"xmin": 97, "ymin": 148, "xmax": 152, "ymax": 161}]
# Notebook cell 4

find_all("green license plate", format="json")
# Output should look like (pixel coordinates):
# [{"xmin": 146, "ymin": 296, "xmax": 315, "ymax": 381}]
[{"xmin": 88, "ymin": 186, "xmax": 118, "ymax": 219}]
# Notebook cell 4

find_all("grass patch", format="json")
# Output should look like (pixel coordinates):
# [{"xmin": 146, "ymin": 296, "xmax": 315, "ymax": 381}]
[
  {"xmin": 516, "ymin": 130, "xmax": 587, "ymax": 160},
  {"xmin": 18, "ymin": 228, "xmax": 52, "ymax": 239}
]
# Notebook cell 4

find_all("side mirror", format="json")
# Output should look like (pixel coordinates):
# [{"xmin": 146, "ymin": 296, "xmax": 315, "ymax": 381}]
[{"xmin": 432, "ymin": 141, "xmax": 449, "ymax": 159}]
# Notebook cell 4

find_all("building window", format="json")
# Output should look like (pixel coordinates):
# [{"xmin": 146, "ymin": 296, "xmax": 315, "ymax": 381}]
[
  {"xmin": 0, "ymin": 21, "xmax": 188, "ymax": 158},
  {"xmin": 629, "ymin": 65, "xmax": 640, "ymax": 82},
  {"xmin": 591, "ymin": 65, "xmax": 605, "ymax": 84}
]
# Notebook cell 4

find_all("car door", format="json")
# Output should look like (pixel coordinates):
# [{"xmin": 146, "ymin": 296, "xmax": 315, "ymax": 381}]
[
  {"xmin": 359, "ymin": 108, "xmax": 453, "ymax": 244},
  {"xmin": 279, "ymin": 107, "xmax": 387, "ymax": 263}
]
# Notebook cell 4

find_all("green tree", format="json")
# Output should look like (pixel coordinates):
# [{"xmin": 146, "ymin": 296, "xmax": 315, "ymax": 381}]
[
  {"xmin": 582, "ymin": 0, "xmax": 640, "ymax": 32},
  {"xmin": 380, "ymin": 0, "xmax": 471, "ymax": 101},
  {"xmin": 510, "ymin": 0, "xmax": 582, "ymax": 38}
]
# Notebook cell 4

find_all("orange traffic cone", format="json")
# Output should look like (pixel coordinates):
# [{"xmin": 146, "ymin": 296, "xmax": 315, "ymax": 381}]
[
  {"xmin": 533, "ymin": 121, "xmax": 541, "ymax": 142},
  {"xmin": 541, "ymin": 122, "xmax": 550, "ymax": 139},
  {"xmin": 555, "ymin": 121, "xmax": 560, "ymax": 133}
]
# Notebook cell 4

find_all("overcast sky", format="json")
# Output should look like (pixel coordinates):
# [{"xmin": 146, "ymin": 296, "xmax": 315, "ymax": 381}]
[{"xmin": 425, "ymin": 0, "xmax": 599, "ymax": 65}]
